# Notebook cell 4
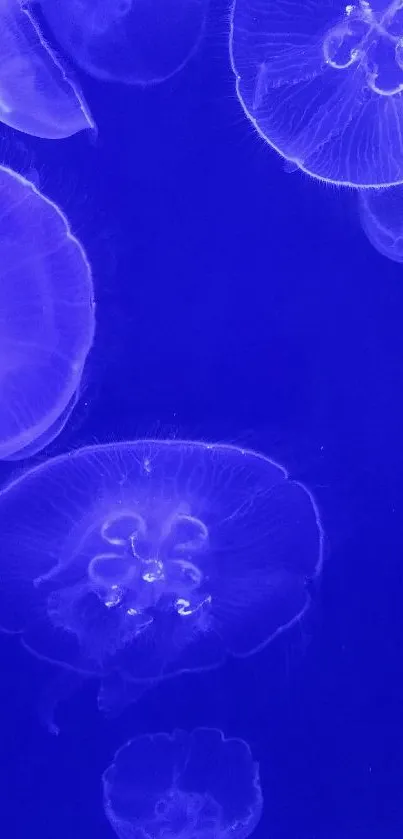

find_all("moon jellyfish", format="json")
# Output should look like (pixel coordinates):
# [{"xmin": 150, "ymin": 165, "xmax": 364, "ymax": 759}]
[
  {"xmin": 103, "ymin": 728, "xmax": 263, "ymax": 839},
  {"xmin": 0, "ymin": 439, "xmax": 323, "ymax": 717},
  {"xmin": 37, "ymin": 0, "xmax": 209, "ymax": 86},
  {"xmin": 358, "ymin": 183, "xmax": 403, "ymax": 261},
  {"xmin": 0, "ymin": 0, "xmax": 94, "ymax": 138},
  {"xmin": 229, "ymin": 0, "xmax": 403, "ymax": 187},
  {"xmin": 4, "ymin": 388, "xmax": 81, "ymax": 462},
  {"xmin": 0, "ymin": 165, "xmax": 95, "ymax": 460}
]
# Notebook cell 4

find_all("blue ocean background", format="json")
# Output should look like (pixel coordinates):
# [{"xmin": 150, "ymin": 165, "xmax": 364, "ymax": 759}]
[{"xmin": 0, "ymin": 3, "xmax": 403, "ymax": 837}]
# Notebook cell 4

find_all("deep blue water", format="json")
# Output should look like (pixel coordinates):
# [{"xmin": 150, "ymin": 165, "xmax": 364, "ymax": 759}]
[{"xmin": 1, "ymin": 3, "xmax": 403, "ymax": 838}]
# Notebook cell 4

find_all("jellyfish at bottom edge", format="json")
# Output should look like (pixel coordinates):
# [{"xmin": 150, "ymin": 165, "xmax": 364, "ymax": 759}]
[
  {"xmin": 102, "ymin": 727, "xmax": 263, "ymax": 839},
  {"xmin": 358, "ymin": 185, "xmax": 403, "ymax": 264}
]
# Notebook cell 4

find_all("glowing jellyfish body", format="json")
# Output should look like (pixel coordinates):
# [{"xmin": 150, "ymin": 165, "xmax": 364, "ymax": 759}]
[
  {"xmin": 38, "ymin": 0, "xmax": 209, "ymax": 85},
  {"xmin": 0, "ymin": 439, "xmax": 323, "ymax": 712},
  {"xmin": 0, "ymin": 0, "xmax": 94, "ymax": 138},
  {"xmin": 229, "ymin": 0, "xmax": 403, "ymax": 187},
  {"xmin": 103, "ymin": 728, "xmax": 263, "ymax": 839},
  {"xmin": 0, "ymin": 165, "xmax": 95, "ymax": 460},
  {"xmin": 358, "ymin": 184, "xmax": 403, "ymax": 261}
]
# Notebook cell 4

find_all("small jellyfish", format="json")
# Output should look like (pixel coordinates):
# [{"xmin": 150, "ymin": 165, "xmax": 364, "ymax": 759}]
[
  {"xmin": 358, "ymin": 183, "xmax": 403, "ymax": 261},
  {"xmin": 102, "ymin": 728, "xmax": 263, "ymax": 839},
  {"xmin": 0, "ymin": 165, "xmax": 95, "ymax": 460},
  {"xmin": 229, "ymin": 0, "xmax": 403, "ymax": 187},
  {"xmin": 0, "ymin": 439, "xmax": 323, "ymax": 716},
  {"xmin": 37, "ymin": 0, "xmax": 209, "ymax": 85},
  {"xmin": 0, "ymin": 0, "xmax": 94, "ymax": 138}
]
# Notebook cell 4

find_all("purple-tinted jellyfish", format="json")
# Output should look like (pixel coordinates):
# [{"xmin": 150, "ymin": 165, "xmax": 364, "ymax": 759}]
[
  {"xmin": 229, "ymin": 0, "xmax": 403, "ymax": 187},
  {"xmin": 358, "ymin": 184, "xmax": 403, "ymax": 262},
  {"xmin": 103, "ymin": 728, "xmax": 263, "ymax": 839},
  {"xmin": 37, "ymin": 0, "xmax": 209, "ymax": 85},
  {"xmin": 4, "ymin": 387, "xmax": 81, "ymax": 462},
  {"xmin": 0, "ymin": 165, "xmax": 95, "ymax": 460},
  {"xmin": 0, "ymin": 1, "xmax": 94, "ymax": 138},
  {"xmin": 0, "ymin": 439, "xmax": 323, "ymax": 714}
]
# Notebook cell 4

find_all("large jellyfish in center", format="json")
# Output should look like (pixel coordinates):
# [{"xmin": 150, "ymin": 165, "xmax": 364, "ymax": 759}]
[
  {"xmin": 0, "ymin": 439, "xmax": 323, "ymax": 714},
  {"xmin": 103, "ymin": 728, "xmax": 263, "ymax": 839},
  {"xmin": 0, "ymin": 164, "xmax": 96, "ymax": 460},
  {"xmin": 230, "ymin": 0, "xmax": 403, "ymax": 187},
  {"xmin": 0, "ymin": 0, "xmax": 94, "ymax": 138},
  {"xmin": 35, "ymin": 0, "xmax": 209, "ymax": 86}
]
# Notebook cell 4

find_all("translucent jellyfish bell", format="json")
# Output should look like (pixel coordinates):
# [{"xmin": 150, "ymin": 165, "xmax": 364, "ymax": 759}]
[
  {"xmin": 229, "ymin": 0, "xmax": 403, "ymax": 186},
  {"xmin": 0, "ymin": 165, "xmax": 95, "ymax": 460},
  {"xmin": 103, "ymin": 728, "xmax": 263, "ymax": 839},
  {"xmin": 0, "ymin": 0, "xmax": 94, "ymax": 138},
  {"xmin": 358, "ymin": 184, "xmax": 403, "ymax": 261},
  {"xmin": 3, "ymin": 387, "xmax": 80, "ymax": 462},
  {"xmin": 37, "ymin": 0, "xmax": 209, "ymax": 86},
  {"xmin": 0, "ymin": 439, "xmax": 323, "ymax": 714}
]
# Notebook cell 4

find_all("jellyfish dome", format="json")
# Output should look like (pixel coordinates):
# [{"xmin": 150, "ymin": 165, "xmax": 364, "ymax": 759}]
[
  {"xmin": 0, "ymin": 165, "xmax": 95, "ymax": 460},
  {"xmin": 37, "ymin": 0, "xmax": 209, "ymax": 86},
  {"xmin": 102, "ymin": 728, "xmax": 263, "ymax": 839},
  {"xmin": 0, "ymin": 439, "xmax": 323, "ymax": 711},
  {"xmin": 0, "ymin": 0, "xmax": 94, "ymax": 138},
  {"xmin": 358, "ymin": 183, "xmax": 403, "ymax": 261},
  {"xmin": 229, "ymin": 0, "xmax": 403, "ymax": 187}
]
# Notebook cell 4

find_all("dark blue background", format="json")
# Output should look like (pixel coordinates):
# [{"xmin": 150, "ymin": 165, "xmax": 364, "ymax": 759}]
[{"xmin": 1, "ymin": 3, "xmax": 403, "ymax": 838}]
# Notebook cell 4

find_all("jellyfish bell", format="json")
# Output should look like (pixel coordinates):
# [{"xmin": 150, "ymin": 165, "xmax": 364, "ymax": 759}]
[
  {"xmin": 37, "ymin": 0, "xmax": 209, "ymax": 86},
  {"xmin": 0, "ymin": 164, "xmax": 95, "ymax": 460},
  {"xmin": 102, "ymin": 728, "xmax": 263, "ymax": 839},
  {"xmin": 0, "ymin": 0, "xmax": 94, "ymax": 138},
  {"xmin": 229, "ymin": 0, "xmax": 403, "ymax": 186},
  {"xmin": 358, "ymin": 183, "xmax": 403, "ymax": 261},
  {"xmin": 0, "ymin": 439, "xmax": 323, "ymax": 721},
  {"xmin": 2, "ymin": 387, "xmax": 79, "ymax": 462}
]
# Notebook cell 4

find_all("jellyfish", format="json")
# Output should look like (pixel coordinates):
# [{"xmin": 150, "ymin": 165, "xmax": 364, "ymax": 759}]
[
  {"xmin": 229, "ymin": 0, "xmax": 403, "ymax": 187},
  {"xmin": 102, "ymin": 728, "xmax": 263, "ymax": 839},
  {"xmin": 0, "ymin": 164, "xmax": 95, "ymax": 460},
  {"xmin": 0, "ymin": 0, "xmax": 94, "ymax": 138},
  {"xmin": 358, "ymin": 183, "xmax": 403, "ymax": 261},
  {"xmin": 4, "ymin": 388, "xmax": 82, "ymax": 462},
  {"xmin": 36, "ymin": 0, "xmax": 209, "ymax": 85},
  {"xmin": 0, "ymin": 439, "xmax": 323, "ymax": 719}
]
